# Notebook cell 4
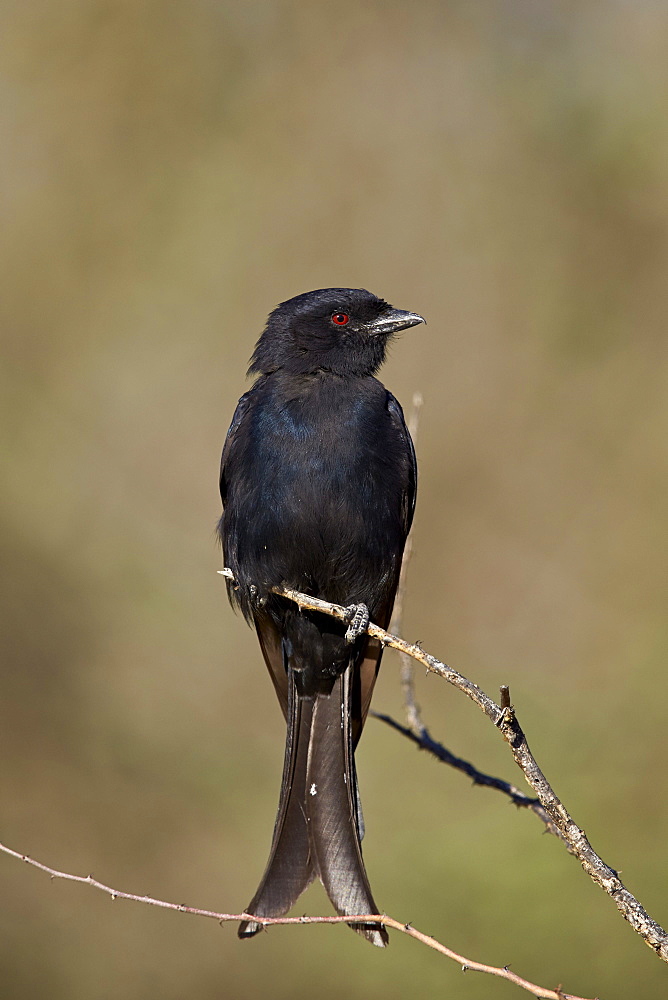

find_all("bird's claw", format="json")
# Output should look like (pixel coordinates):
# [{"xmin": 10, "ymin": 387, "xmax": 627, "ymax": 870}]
[
  {"xmin": 344, "ymin": 603, "xmax": 370, "ymax": 644},
  {"xmin": 249, "ymin": 584, "xmax": 267, "ymax": 608}
]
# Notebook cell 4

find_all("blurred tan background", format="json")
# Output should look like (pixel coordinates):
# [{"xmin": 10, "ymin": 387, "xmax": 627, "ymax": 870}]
[{"xmin": 2, "ymin": 2, "xmax": 668, "ymax": 998}]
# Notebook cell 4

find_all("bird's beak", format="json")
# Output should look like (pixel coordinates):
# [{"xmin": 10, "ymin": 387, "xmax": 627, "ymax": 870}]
[{"xmin": 367, "ymin": 309, "xmax": 426, "ymax": 336}]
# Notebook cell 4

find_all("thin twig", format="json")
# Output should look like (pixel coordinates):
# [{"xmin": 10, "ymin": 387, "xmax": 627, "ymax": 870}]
[
  {"xmin": 0, "ymin": 840, "xmax": 597, "ymax": 1000},
  {"xmin": 372, "ymin": 710, "xmax": 565, "ymax": 842},
  {"xmin": 383, "ymin": 409, "xmax": 560, "ymax": 836},
  {"xmin": 218, "ymin": 567, "xmax": 668, "ymax": 964},
  {"xmin": 383, "ymin": 419, "xmax": 566, "ymax": 840},
  {"xmin": 380, "ymin": 403, "xmax": 563, "ymax": 838},
  {"xmin": 389, "ymin": 391, "xmax": 424, "ymax": 733}
]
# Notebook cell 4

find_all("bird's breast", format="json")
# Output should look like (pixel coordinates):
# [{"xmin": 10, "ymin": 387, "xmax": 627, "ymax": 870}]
[{"xmin": 223, "ymin": 374, "xmax": 410, "ymax": 608}]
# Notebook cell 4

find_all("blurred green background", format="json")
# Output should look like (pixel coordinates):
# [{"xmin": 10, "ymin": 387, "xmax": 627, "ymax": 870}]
[{"xmin": 2, "ymin": 2, "xmax": 667, "ymax": 998}]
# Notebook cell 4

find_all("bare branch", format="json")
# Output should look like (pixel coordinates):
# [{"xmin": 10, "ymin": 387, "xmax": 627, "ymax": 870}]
[
  {"xmin": 218, "ymin": 567, "xmax": 668, "ymax": 964},
  {"xmin": 371, "ymin": 710, "xmax": 565, "ymax": 842},
  {"xmin": 389, "ymin": 391, "xmax": 424, "ymax": 733},
  {"xmin": 2, "ymin": 562, "xmax": 661, "ymax": 997},
  {"xmin": 0, "ymin": 840, "xmax": 597, "ymax": 1000}
]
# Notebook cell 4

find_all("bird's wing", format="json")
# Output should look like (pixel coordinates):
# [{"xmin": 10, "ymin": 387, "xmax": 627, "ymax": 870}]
[
  {"xmin": 254, "ymin": 613, "xmax": 289, "ymax": 720},
  {"xmin": 352, "ymin": 392, "xmax": 417, "ymax": 743},
  {"xmin": 219, "ymin": 388, "xmax": 254, "ymax": 507},
  {"xmin": 354, "ymin": 635, "xmax": 384, "ymax": 746},
  {"xmin": 387, "ymin": 390, "xmax": 418, "ymax": 535}
]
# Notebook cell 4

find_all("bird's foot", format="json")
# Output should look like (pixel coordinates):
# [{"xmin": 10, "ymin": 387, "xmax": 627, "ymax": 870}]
[
  {"xmin": 344, "ymin": 603, "xmax": 370, "ymax": 644},
  {"xmin": 249, "ymin": 584, "xmax": 268, "ymax": 609}
]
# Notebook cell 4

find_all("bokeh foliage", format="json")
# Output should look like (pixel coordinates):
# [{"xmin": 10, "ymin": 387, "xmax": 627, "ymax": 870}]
[{"xmin": 1, "ymin": 2, "xmax": 667, "ymax": 998}]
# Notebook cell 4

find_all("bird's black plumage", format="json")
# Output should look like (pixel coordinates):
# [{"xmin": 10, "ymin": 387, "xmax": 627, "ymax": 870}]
[{"xmin": 219, "ymin": 288, "xmax": 423, "ymax": 946}]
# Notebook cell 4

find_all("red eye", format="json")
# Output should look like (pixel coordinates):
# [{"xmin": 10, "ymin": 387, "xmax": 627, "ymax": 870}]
[{"xmin": 331, "ymin": 312, "xmax": 349, "ymax": 326}]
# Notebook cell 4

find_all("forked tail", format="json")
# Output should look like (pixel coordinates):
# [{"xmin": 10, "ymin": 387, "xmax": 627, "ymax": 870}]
[{"xmin": 239, "ymin": 663, "xmax": 387, "ymax": 946}]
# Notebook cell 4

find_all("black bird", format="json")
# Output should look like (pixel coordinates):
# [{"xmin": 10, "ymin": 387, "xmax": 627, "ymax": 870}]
[{"xmin": 219, "ymin": 288, "xmax": 424, "ymax": 946}]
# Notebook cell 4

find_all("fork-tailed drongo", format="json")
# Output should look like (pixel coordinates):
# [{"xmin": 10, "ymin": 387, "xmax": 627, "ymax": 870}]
[{"xmin": 219, "ymin": 288, "xmax": 424, "ymax": 946}]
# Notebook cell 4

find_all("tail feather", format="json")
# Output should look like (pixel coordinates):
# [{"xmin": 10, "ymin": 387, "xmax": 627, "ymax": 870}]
[
  {"xmin": 239, "ymin": 662, "xmax": 387, "ymax": 946},
  {"xmin": 308, "ymin": 666, "xmax": 388, "ymax": 946},
  {"xmin": 238, "ymin": 678, "xmax": 314, "ymax": 937}
]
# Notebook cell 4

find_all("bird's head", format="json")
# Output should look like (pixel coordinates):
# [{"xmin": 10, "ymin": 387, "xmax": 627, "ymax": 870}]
[{"xmin": 248, "ymin": 288, "xmax": 425, "ymax": 378}]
